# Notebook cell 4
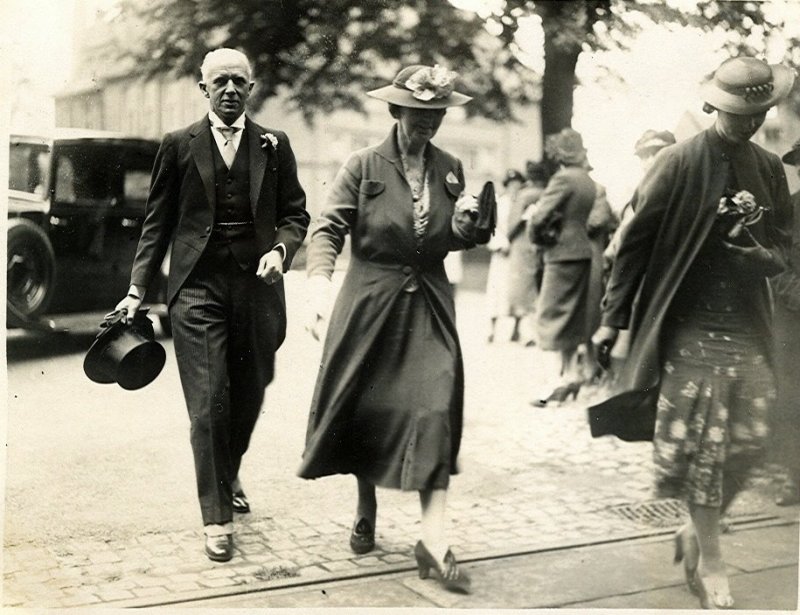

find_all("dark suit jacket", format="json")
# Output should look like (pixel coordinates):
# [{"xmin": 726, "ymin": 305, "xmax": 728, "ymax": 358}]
[
  {"xmin": 129, "ymin": 115, "xmax": 309, "ymax": 316},
  {"xmin": 527, "ymin": 166, "xmax": 596, "ymax": 263}
]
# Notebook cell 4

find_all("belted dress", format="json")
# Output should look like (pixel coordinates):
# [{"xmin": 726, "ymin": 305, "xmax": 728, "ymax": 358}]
[{"xmin": 298, "ymin": 125, "xmax": 473, "ymax": 490}]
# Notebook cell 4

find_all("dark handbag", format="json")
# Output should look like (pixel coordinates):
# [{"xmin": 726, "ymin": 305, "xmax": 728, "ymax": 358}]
[
  {"xmin": 529, "ymin": 210, "xmax": 563, "ymax": 246},
  {"xmin": 473, "ymin": 181, "xmax": 497, "ymax": 245}
]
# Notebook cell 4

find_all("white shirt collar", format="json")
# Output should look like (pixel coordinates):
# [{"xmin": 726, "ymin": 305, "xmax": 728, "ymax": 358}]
[{"xmin": 208, "ymin": 111, "xmax": 246, "ymax": 131}]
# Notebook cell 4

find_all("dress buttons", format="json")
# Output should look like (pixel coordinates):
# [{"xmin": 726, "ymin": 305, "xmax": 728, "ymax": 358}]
[
  {"xmin": 402, "ymin": 265, "xmax": 413, "ymax": 275},
  {"xmin": 226, "ymin": 193, "xmax": 233, "ymax": 199},
  {"xmin": 205, "ymin": 226, "xmax": 211, "ymax": 233}
]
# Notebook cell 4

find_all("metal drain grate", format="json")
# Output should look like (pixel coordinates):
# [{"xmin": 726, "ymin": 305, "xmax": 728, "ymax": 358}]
[{"xmin": 604, "ymin": 499, "xmax": 689, "ymax": 527}]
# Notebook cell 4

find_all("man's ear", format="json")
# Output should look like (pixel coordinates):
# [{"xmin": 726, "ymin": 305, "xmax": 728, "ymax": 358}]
[{"xmin": 199, "ymin": 81, "xmax": 209, "ymax": 97}]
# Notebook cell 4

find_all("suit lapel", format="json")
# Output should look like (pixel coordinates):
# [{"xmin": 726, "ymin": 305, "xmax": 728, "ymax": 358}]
[
  {"xmin": 246, "ymin": 118, "xmax": 268, "ymax": 217},
  {"xmin": 189, "ymin": 117, "xmax": 216, "ymax": 212}
]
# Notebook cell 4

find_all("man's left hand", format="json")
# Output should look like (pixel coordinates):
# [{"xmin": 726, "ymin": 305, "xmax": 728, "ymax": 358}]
[{"xmin": 256, "ymin": 250, "xmax": 284, "ymax": 284}]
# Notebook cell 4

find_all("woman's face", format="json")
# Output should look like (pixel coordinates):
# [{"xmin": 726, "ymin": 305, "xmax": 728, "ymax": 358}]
[
  {"xmin": 715, "ymin": 109, "xmax": 767, "ymax": 144},
  {"xmin": 397, "ymin": 107, "xmax": 447, "ymax": 149}
]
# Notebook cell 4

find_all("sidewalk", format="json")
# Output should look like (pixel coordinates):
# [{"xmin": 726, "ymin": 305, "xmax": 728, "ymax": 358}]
[
  {"xmin": 131, "ymin": 519, "xmax": 800, "ymax": 609},
  {"xmin": 4, "ymin": 282, "xmax": 800, "ymax": 609}
]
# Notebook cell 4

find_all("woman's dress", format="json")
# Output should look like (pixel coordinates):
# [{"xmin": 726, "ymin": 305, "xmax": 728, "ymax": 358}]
[
  {"xmin": 653, "ymin": 234, "xmax": 775, "ymax": 507},
  {"xmin": 298, "ymin": 127, "xmax": 469, "ymax": 491}
]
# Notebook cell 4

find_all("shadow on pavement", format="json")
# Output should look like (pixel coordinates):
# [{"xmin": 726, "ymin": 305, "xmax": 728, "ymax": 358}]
[{"xmin": 7, "ymin": 330, "xmax": 100, "ymax": 363}]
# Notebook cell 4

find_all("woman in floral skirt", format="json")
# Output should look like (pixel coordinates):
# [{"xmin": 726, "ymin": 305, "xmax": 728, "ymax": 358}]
[{"xmin": 591, "ymin": 57, "xmax": 794, "ymax": 608}]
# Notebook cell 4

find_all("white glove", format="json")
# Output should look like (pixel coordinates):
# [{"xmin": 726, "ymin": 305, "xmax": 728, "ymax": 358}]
[{"xmin": 306, "ymin": 275, "xmax": 334, "ymax": 341}]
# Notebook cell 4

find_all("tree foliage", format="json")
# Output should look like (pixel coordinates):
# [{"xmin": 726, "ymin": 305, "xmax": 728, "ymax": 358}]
[{"xmin": 106, "ymin": 0, "xmax": 800, "ymax": 137}]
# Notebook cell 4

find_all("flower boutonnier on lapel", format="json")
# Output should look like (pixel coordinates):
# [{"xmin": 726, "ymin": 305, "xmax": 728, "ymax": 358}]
[{"xmin": 260, "ymin": 132, "xmax": 279, "ymax": 170}]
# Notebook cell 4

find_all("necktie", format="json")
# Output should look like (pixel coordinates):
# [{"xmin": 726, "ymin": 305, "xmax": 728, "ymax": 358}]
[{"xmin": 216, "ymin": 126, "xmax": 240, "ymax": 169}]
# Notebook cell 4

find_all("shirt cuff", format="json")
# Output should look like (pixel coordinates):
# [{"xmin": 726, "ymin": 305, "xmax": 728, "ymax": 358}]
[
  {"xmin": 128, "ymin": 285, "xmax": 145, "ymax": 299},
  {"xmin": 272, "ymin": 243, "xmax": 287, "ymax": 263}
]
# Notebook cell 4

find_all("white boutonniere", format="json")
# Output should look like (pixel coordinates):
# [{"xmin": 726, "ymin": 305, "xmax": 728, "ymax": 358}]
[
  {"xmin": 445, "ymin": 171, "xmax": 459, "ymax": 184},
  {"xmin": 261, "ymin": 132, "xmax": 278, "ymax": 150}
]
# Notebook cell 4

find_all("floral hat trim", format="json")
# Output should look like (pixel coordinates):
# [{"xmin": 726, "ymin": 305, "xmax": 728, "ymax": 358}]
[
  {"xmin": 367, "ymin": 64, "xmax": 472, "ymax": 109},
  {"xmin": 403, "ymin": 65, "xmax": 458, "ymax": 102}
]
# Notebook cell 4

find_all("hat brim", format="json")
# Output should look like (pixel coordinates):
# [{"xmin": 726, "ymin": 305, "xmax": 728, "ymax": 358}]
[
  {"xmin": 367, "ymin": 85, "xmax": 472, "ymax": 109},
  {"xmin": 83, "ymin": 315, "xmax": 166, "ymax": 389},
  {"xmin": 84, "ymin": 321, "xmax": 126, "ymax": 384},
  {"xmin": 782, "ymin": 148, "xmax": 800, "ymax": 166},
  {"xmin": 701, "ymin": 64, "xmax": 795, "ymax": 115}
]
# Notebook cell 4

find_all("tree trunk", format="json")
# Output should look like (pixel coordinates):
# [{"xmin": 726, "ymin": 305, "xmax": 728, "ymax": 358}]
[{"xmin": 540, "ymin": 30, "xmax": 580, "ymax": 142}]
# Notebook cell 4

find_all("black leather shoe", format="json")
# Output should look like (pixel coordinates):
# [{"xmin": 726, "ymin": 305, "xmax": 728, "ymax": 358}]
[
  {"xmin": 349, "ymin": 518, "xmax": 375, "ymax": 554},
  {"xmin": 232, "ymin": 490, "xmax": 250, "ymax": 514},
  {"xmin": 204, "ymin": 534, "xmax": 234, "ymax": 562}
]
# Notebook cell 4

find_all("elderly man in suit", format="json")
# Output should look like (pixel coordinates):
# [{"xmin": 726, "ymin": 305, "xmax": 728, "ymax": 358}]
[{"xmin": 115, "ymin": 48, "xmax": 309, "ymax": 562}]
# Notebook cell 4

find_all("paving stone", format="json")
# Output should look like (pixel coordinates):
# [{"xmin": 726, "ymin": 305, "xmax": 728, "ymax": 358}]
[
  {"xmin": 97, "ymin": 588, "xmax": 136, "ymax": 601},
  {"xmin": 321, "ymin": 560, "xmax": 361, "ymax": 573},
  {"xmin": 200, "ymin": 566, "xmax": 237, "ymax": 578},
  {"xmin": 165, "ymin": 581, "xmax": 203, "ymax": 593},
  {"xmin": 198, "ymin": 576, "xmax": 239, "ymax": 588},
  {"xmin": 132, "ymin": 586, "xmax": 169, "ymax": 598}
]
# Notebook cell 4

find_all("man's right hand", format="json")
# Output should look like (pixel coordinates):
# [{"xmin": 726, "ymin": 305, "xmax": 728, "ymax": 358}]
[{"xmin": 114, "ymin": 294, "xmax": 143, "ymax": 324}]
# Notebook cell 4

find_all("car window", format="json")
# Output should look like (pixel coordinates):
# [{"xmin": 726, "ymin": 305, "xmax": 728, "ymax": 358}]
[
  {"xmin": 9, "ymin": 143, "xmax": 50, "ymax": 196},
  {"xmin": 51, "ymin": 143, "xmax": 155, "ymax": 210}
]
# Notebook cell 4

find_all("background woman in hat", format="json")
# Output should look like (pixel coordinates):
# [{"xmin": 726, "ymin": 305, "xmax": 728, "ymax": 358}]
[
  {"xmin": 298, "ymin": 65, "xmax": 480, "ymax": 593},
  {"xmin": 591, "ymin": 57, "xmax": 794, "ymax": 608},
  {"xmin": 507, "ymin": 161, "xmax": 549, "ymax": 345},
  {"xmin": 527, "ymin": 128, "xmax": 597, "ymax": 406},
  {"xmin": 769, "ymin": 138, "xmax": 800, "ymax": 507},
  {"xmin": 486, "ymin": 168, "xmax": 524, "ymax": 343}
]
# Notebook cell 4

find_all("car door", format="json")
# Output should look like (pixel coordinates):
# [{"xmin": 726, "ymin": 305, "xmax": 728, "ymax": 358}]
[{"xmin": 46, "ymin": 138, "xmax": 159, "ymax": 313}]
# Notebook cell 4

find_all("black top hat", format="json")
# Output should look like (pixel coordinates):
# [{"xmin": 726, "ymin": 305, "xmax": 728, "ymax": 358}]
[{"xmin": 83, "ymin": 309, "xmax": 166, "ymax": 390}]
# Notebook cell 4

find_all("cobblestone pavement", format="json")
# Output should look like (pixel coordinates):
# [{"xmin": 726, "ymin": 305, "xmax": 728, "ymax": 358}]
[{"xmin": 4, "ymin": 274, "xmax": 795, "ymax": 608}]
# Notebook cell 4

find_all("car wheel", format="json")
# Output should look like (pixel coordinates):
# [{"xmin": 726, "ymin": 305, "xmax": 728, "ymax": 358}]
[
  {"xmin": 159, "ymin": 315, "xmax": 173, "ymax": 338},
  {"xmin": 7, "ymin": 218, "xmax": 56, "ymax": 320}
]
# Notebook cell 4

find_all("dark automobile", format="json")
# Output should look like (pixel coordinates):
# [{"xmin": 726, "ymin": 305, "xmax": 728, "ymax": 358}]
[{"xmin": 7, "ymin": 129, "xmax": 169, "ymax": 333}]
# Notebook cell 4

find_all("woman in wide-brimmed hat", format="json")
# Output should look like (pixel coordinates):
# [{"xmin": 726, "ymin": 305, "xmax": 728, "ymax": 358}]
[
  {"xmin": 527, "ymin": 128, "xmax": 597, "ymax": 406},
  {"xmin": 592, "ymin": 56, "xmax": 795, "ymax": 608},
  {"xmin": 298, "ymin": 65, "xmax": 479, "ymax": 593}
]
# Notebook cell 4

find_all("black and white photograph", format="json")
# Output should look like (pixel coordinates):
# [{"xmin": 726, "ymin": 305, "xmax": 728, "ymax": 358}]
[{"xmin": 4, "ymin": 0, "xmax": 800, "ymax": 610}]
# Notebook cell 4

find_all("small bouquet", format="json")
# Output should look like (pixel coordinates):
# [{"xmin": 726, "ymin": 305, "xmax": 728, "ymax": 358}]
[{"xmin": 716, "ymin": 190, "xmax": 766, "ymax": 243}]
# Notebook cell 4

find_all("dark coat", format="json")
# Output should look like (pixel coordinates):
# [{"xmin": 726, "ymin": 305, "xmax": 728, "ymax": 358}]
[
  {"xmin": 590, "ymin": 128, "xmax": 792, "ymax": 442},
  {"xmin": 769, "ymin": 191, "xmax": 800, "ymax": 470},
  {"xmin": 298, "ymin": 126, "xmax": 471, "ymax": 479},
  {"xmin": 130, "ymin": 116, "xmax": 309, "ymax": 311},
  {"xmin": 527, "ymin": 166, "xmax": 596, "ymax": 263}
]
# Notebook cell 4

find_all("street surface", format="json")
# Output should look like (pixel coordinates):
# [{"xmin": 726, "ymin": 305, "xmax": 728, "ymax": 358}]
[{"xmin": 4, "ymin": 272, "xmax": 797, "ymax": 608}]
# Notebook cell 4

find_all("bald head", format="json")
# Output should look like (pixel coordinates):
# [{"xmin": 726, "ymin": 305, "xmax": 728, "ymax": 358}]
[{"xmin": 200, "ymin": 48, "xmax": 252, "ymax": 82}]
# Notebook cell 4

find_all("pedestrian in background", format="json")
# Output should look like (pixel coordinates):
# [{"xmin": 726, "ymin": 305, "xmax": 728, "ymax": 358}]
[
  {"xmin": 592, "ymin": 57, "xmax": 794, "ymax": 609},
  {"xmin": 114, "ymin": 48, "xmax": 310, "ymax": 562},
  {"xmin": 486, "ymin": 168, "xmax": 524, "ymax": 343},
  {"xmin": 583, "ymin": 165, "xmax": 617, "ymax": 384},
  {"xmin": 769, "ymin": 138, "xmax": 800, "ymax": 507},
  {"xmin": 299, "ymin": 64, "xmax": 481, "ymax": 594},
  {"xmin": 603, "ymin": 129, "xmax": 676, "ymax": 377},
  {"xmin": 506, "ymin": 161, "xmax": 549, "ymax": 344},
  {"xmin": 528, "ymin": 129, "xmax": 596, "ymax": 406}
]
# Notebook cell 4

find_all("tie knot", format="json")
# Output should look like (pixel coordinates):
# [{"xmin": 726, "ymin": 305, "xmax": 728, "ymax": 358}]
[{"xmin": 216, "ymin": 126, "xmax": 240, "ymax": 142}]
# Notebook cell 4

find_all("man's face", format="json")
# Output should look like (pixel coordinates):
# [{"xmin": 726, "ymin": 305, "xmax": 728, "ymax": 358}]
[
  {"xmin": 199, "ymin": 57, "xmax": 253, "ymax": 124},
  {"xmin": 715, "ymin": 109, "xmax": 767, "ymax": 145}
]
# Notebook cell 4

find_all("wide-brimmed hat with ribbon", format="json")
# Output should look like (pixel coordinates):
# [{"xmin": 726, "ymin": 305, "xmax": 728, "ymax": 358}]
[
  {"xmin": 367, "ymin": 64, "xmax": 472, "ymax": 109},
  {"xmin": 782, "ymin": 138, "xmax": 800, "ymax": 166},
  {"xmin": 546, "ymin": 128, "xmax": 588, "ymax": 166},
  {"xmin": 701, "ymin": 57, "xmax": 795, "ymax": 115}
]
